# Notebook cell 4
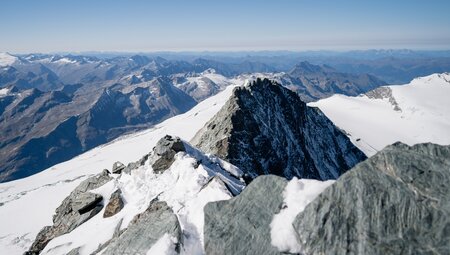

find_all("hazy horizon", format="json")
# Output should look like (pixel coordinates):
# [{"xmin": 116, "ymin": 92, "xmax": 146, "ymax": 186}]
[{"xmin": 1, "ymin": 0, "xmax": 450, "ymax": 53}]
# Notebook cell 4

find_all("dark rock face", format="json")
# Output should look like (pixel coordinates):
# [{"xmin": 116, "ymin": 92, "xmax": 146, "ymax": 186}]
[
  {"xmin": 192, "ymin": 78, "xmax": 366, "ymax": 180},
  {"xmin": 102, "ymin": 200, "xmax": 182, "ymax": 255},
  {"xmin": 204, "ymin": 175, "xmax": 286, "ymax": 255},
  {"xmin": 72, "ymin": 192, "xmax": 103, "ymax": 214},
  {"xmin": 111, "ymin": 161, "xmax": 125, "ymax": 174},
  {"xmin": 294, "ymin": 142, "xmax": 450, "ymax": 255},
  {"xmin": 27, "ymin": 170, "xmax": 112, "ymax": 254},
  {"xmin": 103, "ymin": 189, "xmax": 125, "ymax": 218},
  {"xmin": 150, "ymin": 135, "xmax": 186, "ymax": 173}
]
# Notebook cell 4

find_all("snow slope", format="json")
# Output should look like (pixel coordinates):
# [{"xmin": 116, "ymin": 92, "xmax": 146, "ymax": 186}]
[
  {"xmin": 0, "ymin": 52, "xmax": 19, "ymax": 66},
  {"xmin": 0, "ymin": 85, "xmax": 238, "ymax": 255},
  {"xmin": 309, "ymin": 73, "xmax": 450, "ymax": 156}
]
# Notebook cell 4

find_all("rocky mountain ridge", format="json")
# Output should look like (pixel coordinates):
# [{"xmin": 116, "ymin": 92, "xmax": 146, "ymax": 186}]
[{"xmin": 192, "ymin": 78, "xmax": 366, "ymax": 180}]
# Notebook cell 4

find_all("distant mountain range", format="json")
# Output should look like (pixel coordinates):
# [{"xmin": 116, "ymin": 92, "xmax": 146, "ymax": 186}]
[{"xmin": 0, "ymin": 52, "xmax": 391, "ymax": 182}]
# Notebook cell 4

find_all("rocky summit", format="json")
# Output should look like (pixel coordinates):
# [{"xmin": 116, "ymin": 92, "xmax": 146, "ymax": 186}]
[
  {"xmin": 149, "ymin": 135, "xmax": 186, "ymax": 173},
  {"xmin": 192, "ymin": 78, "xmax": 366, "ymax": 180}
]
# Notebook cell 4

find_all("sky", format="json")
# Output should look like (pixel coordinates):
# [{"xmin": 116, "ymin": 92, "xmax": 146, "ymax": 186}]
[{"xmin": 1, "ymin": 0, "xmax": 450, "ymax": 53}]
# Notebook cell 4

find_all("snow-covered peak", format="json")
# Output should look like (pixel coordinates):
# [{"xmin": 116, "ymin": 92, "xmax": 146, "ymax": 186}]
[
  {"xmin": 0, "ymin": 52, "xmax": 19, "ymax": 66},
  {"xmin": 54, "ymin": 57, "xmax": 77, "ymax": 64},
  {"xmin": 310, "ymin": 73, "xmax": 450, "ymax": 156},
  {"xmin": 410, "ymin": 72, "xmax": 450, "ymax": 86},
  {"xmin": 0, "ymin": 87, "xmax": 10, "ymax": 96},
  {"xmin": 201, "ymin": 68, "xmax": 216, "ymax": 74}
]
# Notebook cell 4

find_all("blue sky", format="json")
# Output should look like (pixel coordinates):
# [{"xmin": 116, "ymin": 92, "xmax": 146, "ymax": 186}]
[{"xmin": 1, "ymin": 0, "xmax": 450, "ymax": 53}]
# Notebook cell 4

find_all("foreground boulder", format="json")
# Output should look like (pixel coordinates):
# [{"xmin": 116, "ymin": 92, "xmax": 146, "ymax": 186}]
[
  {"xmin": 111, "ymin": 161, "xmax": 125, "ymax": 174},
  {"xmin": 204, "ymin": 143, "xmax": 450, "ymax": 254},
  {"xmin": 294, "ymin": 142, "xmax": 450, "ymax": 254},
  {"xmin": 192, "ymin": 78, "xmax": 366, "ymax": 180},
  {"xmin": 72, "ymin": 192, "xmax": 103, "ymax": 214},
  {"xmin": 204, "ymin": 175, "xmax": 287, "ymax": 255},
  {"xmin": 149, "ymin": 135, "xmax": 186, "ymax": 173},
  {"xmin": 102, "ymin": 200, "xmax": 182, "ymax": 255},
  {"xmin": 103, "ymin": 189, "xmax": 125, "ymax": 218},
  {"xmin": 27, "ymin": 170, "xmax": 112, "ymax": 254}
]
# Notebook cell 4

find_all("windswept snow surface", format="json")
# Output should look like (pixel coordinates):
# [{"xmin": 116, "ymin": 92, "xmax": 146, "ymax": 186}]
[
  {"xmin": 0, "ymin": 85, "xmax": 237, "ymax": 255},
  {"xmin": 309, "ymin": 73, "xmax": 450, "ymax": 156},
  {"xmin": 270, "ymin": 178, "xmax": 334, "ymax": 253}
]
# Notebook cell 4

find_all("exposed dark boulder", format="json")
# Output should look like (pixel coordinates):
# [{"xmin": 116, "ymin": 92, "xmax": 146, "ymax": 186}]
[
  {"xmin": 111, "ymin": 161, "xmax": 125, "ymax": 174},
  {"xmin": 103, "ymin": 189, "xmax": 125, "ymax": 218},
  {"xmin": 27, "ymin": 170, "xmax": 112, "ymax": 254},
  {"xmin": 150, "ymin": 135, "xmax": 186, "ymax": 173}
]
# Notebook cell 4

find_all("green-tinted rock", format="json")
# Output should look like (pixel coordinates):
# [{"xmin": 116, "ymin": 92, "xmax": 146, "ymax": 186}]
[
  {"xmin": 204, "ymin": 175, "xmax": 287, "ymax": 255},
  {"xmin": 294, "ymin": 142, "xmax": 450, "ymax": 255}
]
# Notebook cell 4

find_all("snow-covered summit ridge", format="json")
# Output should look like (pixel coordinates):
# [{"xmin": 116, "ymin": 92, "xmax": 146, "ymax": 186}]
[
  {"xmin": 409, "ymin": 72, "xmax": 450, "ymax": 85},
  {"xmin": 0, "ymin": 85, "xmax": 237, "ymax": 255},
  {"xmin": 310, "ymin": 72, "xmax": 450, "ymax": 156},
  {"xmin": 36, "ymin": 137, "xmax": 245, "ymax": 255}
]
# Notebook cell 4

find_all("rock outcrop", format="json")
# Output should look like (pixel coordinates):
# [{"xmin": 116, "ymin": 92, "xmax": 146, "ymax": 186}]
[
  {"xmin": 149, "ymin": 135, "xmax": 186, "ymax": 173},
  {"xmin": 203, "ymin": 143, "xmax": 450, "ymax": 255},
  {"xmin": 111, "ymin": 161, "xmax": 125, "ymax": 174},
  {"xmin": 72, "ymin": 192, "xmax": 103, "ymax": 214},
  {"xmin": 103, "ymin": 189, "xmax": 125, "ymax": 218},
  {"xmin": 293, "ymin": 142, "xmax": 450, "ymax": 254},
  {"xmin": 204, "ymin": 175, "xmax": 287, "ymax": 255},
  {"xmin": 102, "ymin": 200, "xmax": 182, "ymax": 255},
  {"xmin": 192, "ymin": 78, "xmax": 366, "ymax": 180},
  {"xmin": 27, "ymin": 170, "xmax": 112, "ymax": 254}
]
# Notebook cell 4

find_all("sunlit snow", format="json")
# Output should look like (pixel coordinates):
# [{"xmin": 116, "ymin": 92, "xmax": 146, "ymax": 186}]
[{"xmin": 309, "ymin": 73, "xmax": 450, "ymax": 156}]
